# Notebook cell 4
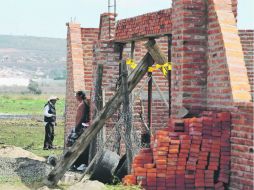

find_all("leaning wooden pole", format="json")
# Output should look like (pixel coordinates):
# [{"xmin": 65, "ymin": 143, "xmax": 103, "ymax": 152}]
[
  {"xmin": 44, "ymin": 52, "xmax": 154, "ymax": 186},
  {"xmin": 145, "ymin": 39, "xmax": 167, "ymax": 65}
]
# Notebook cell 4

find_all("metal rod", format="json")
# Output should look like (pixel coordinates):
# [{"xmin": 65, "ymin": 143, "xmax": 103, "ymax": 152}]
[
  {"xmin": 114, "ymin": 0, "xmax": 116, "ymax": 16},
  {"xmin": 167, "ymin": 34, "xmax": 172, "ymax": 117},
  {"xmin": 108, "ymin": 0, "xmax": 111, "ymax": 39},
  {"xmin": 108, "ymin": 0, "xmax": 110, "ymax": 13}
]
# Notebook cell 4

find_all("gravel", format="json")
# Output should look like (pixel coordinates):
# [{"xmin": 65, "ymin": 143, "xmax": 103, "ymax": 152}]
[
  {"xmin": 0, "ymin": 145, "xmax": 104, "ymax": 190},
  {"xmin": 0, "ymin": 145, "xmax": 52, "ymax": 184}
]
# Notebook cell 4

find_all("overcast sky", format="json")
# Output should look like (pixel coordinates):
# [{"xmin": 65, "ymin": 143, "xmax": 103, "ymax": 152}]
[{"xmin": 0, "ymin": 0, "xmax": 253, "ymax": 38}]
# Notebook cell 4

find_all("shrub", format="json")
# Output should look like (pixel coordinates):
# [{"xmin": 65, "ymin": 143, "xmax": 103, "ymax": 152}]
[{"xmin": 27, "ymin": 80, "xmax": 42, "ymax": 95}]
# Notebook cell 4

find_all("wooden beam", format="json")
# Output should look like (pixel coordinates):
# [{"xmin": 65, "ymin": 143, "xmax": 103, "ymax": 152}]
[
  {"xmin": 145, "ymin": 39, "xmax": 167, "ymax": 65},
  {"xmin": 44, "ymin": 52, "xmax": 154, "ymax": 186}
]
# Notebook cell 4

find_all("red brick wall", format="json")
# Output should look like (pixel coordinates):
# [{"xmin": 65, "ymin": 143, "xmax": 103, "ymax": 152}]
[
  {"xmin": 206, "ymin": 0, "xmax": 253, "ymax": 189},
  {"xmin": 230, "ymin": 103, "xmax": 254, "ymax": 190},
  {"xmin": 65, "ymin": 23, "xmax": 86, "ymax": 141},
  {"xmin": 115, "ymin": 9, "xmax": 172, "ymax": 42},
  {"xmin": 99, "ymin": 13, "xmax": 116, "ymax": 41},
  {"xmin": 65, "ymin": 26, "xmax": 99, "ymax": 140},
  {"xmin": 239, "ymin": 30, "xmax": 254, "ymax": 100},
  {"xmin": 81, "ymin": 28, "xmax": 99, "ymax": 93},
  {"xmin": 206, "ymin": 0, "xmax": 251, "ymax": 109},
  {"xmin": 171, "ymin": 0, "xmax": 208, "ymax": 116}
]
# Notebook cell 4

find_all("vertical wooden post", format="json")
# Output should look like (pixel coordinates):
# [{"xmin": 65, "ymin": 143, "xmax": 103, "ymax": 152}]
[
  {"xmin": 147, "ymin": 47, "xmax": 154, "ymax": 145},
  {"xmin": 131, "ymin": 41, "xmax": 135, "ymax": 59},
  {"xmin": 89, "ymin": 64, "xmax": 104, "ymax": 164},
  {"xmin": 95, "ymin": 64, "xmax": 104, "ymax": 148},
  {"xmin": 114, "ymin": 43, "xmax": 124, "ymax": 154},
  {"xmin": 129, "ymin": 41, "xmax": 135, "ymax": 141},
  {"xmin": 147, "ymin": 68, "xmax": 153, "ymax": 145},
  {"xmin": 121, "ymin": 60, "xmax": 133, "ymax": 173},
  {"xmin": 167, "ymin": 34, "xmax": 172, "ymax": 117},
  {"xmin": 129, "ymin": 42, "xmax": 135, "ymax": 123}
]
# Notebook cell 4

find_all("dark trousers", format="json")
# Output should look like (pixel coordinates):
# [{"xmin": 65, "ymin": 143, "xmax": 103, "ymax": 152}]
[
  {"xmin": 44, "ymin": 122, "xmax": 54, "ymax": 148},
  {"xmin": 73, "ymin": 144, "xmax": 90, "ymax": 167}
]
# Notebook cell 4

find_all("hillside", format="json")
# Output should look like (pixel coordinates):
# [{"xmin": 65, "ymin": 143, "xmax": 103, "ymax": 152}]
[{"xmin": 0, "ymin": 35, "xmax": 66, "ymax": 80}]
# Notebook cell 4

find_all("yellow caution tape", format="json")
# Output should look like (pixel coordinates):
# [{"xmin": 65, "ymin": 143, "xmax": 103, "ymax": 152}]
[
  {"xmin": 148, "ymin": 62, "xmax": 172, "ymax": 76},
  {"xmin": 148, "ymin": 67, "xmax": 154, "ymax": 72},
  {"xmin": 125, "ymin": 59, "xmax": 172, "ymax": 76},
  {"xmin": 168, "ymin": 64, "xmax": 172, "ymax": 71},
  {"xmin": 126, "ymin": 59, "xmax": 137, "ymax": 69}
]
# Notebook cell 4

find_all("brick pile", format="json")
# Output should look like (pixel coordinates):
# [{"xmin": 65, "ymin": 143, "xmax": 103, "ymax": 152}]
[
  {"xmin": 123, "ymin": 111, "xmax": 231, "ymax": 190},
  {"xmin": 115, "ymin": 9, "xmax": 172, "ymax": 42}
]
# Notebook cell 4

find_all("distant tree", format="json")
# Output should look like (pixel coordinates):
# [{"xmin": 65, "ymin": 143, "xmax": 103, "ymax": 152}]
[{"xmin": 27, "ymin": 80, "xmax": 42, "ymax": 94}]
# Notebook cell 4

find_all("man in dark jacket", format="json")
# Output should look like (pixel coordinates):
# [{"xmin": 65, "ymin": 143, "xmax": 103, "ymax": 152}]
[{"xmin": 43, "ymin": 96, "xmax": 59, "ymax": 150}]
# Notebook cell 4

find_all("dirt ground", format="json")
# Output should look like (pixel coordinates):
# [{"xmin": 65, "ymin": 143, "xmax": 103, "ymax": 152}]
[
  {"xmin": 0, "ymin": 145, "xmax": 109, "ymax": 190},
  {"xmin": 0, "ymin": 145, "xmax": 141, "ymax": 190}
]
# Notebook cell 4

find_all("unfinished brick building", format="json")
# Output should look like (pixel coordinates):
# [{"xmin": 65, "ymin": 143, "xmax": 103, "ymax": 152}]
[{"xmin": 65, "ymin": 0, "xmax": 253, "ymax": 189}]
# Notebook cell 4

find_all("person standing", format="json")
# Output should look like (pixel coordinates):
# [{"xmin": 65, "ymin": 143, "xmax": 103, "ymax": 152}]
[
  {"xmin": 43, "ymin": 96, "xmax": 59, "ymax": 150},
  {"xmin": 66, "ymin": 91, "xmax": 90, "ymax": 170},
  {"xmin": 75, "ymin": 91, "xmax": 90, "ymax": 134}
]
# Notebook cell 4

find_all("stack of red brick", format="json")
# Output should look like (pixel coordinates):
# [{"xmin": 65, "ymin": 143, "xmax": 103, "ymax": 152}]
[
  {"xmin": 115, "ymin": 9, "xmax": 172, "ymax": 42},
  {"xmin": 123, "ymin": 111, "xmax": 231, "ymax": 190}
]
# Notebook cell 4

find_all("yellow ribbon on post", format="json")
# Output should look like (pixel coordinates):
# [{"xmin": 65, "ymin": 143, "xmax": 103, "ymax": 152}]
[
  {"xmin": 148, "ymin": 62, "xmax": 172, "ymax": 76},
  {"xmin": 168, "ymin": 63, "xmax": 172, "ymax": 71},
  {"xmin": 148, "ymin": 67, "xmax": 154, "ymax": 73},
  {"xmin": 126, "ymin": 59, "xmax": 137, "ymax": 69},
  {"xmin": 124, "ymin": 59, "xmax": 172, "ymax": 76}
]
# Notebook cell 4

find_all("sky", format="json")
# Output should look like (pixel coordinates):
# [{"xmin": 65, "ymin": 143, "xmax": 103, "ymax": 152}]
[{"xmin": 0, "ymin": 0, "xmax": 253, "ymax": 39}]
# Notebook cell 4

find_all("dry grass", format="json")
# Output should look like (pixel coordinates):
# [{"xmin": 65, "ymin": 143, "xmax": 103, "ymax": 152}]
[{"xmin": 0, "ymin": 94, "xmax": 65, "ymax": 116}]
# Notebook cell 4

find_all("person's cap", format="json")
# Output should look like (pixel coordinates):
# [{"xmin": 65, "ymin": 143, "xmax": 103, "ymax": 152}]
[{"xmin": 48, "ymin": 96, "xmax": 59, "ymax": 101}]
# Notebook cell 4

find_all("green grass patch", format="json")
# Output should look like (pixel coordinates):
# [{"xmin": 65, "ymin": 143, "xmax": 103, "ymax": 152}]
[
  {"xmin": 0, "ymin": 119, "xmax": 64, "ymax": 157},
  {"xmin": 106, "ymin": 184, "xmax": 141, "ymax": 190},
  {"xmin": 0, "ymin": 94, "xmax": 65, "ymax": 116}
]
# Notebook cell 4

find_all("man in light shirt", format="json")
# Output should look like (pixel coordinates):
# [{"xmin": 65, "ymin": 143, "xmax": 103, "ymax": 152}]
[{"xmin": 43, "ymin": 96, "xmax": 59, "ymax": 150}]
